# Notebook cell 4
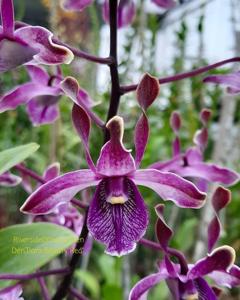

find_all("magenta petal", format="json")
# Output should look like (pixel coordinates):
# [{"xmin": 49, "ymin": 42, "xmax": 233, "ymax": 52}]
[
  {"xmin": 0, "ymin": 82, "xmax": 61, "ymax": 112},
  {"xmin": 0, "ymin": 172, "xmax": 22, "ymax": 187},
  {"xmin": 43, "ymin": 162, "xmax": 60, "ymax": 181},
  {"xmin": 96, "ymin": 117, "xmax": 136, "ymax": 176},
  {"xmin": 26, "ymin": 97, "xmax": 60, "ymax": 126},
  {"xmin": 87, "ymin": 178, "xmax": 148, "ymax": 256},
  {"xmin": 152, "ymin": 0, "xmax": 176, "ymax": 9},
  {"xmin": 155, "ymin": 204, "xmax": 173, "ymax": 250},
  {"xmin": 26, "ymin": 65, "xmax": 49, "ymax": 85},
  {"xmin": 203, "ymin": 72, "xmax": 240, "ymax": 90},
  {"xmin": 200, "ymin": 109, "xmax": 212, "ymax": 126},
  {"xmin": 170, "ymin": 111, "xmax": 181, "ymax": 133},
  {"xmin": 1, "ymin": 0, "xmax": 14, "ymax": 37},
  {"xmin": 134, "ymin": 113, "xmax": 149, "ymax": 167},
  {"xmin": 188, "ymin": 246, "xmax": 235, "ymax": 280},
  {"xmin": 193, "ymin": 127, "xmax": 208, "ymax": 150},
  {"xmin": 174, "ymin": 163, "xmax": 239, "ymax": 186},
  {"xmin": 20, "ymin": 170, "xmax": 100, "ymax": 215},
  {"xmin": 208, "ymin": 265, "xmax": 240, "ymax": 288},
  {"xmin": 129, "ymin": 272, "xmax": 168, "ymax": 300},
  {"xmin": 207, "ymin": 217, "xmax": 221, "ymax": 254},
  {"xmin": 61, "ymin": 0, "xmax": 93, "ymax": 11},
  {"xmin": 0, "ymin": 284, "xmax": 24, "ymax": 300},
  {"xmin": 72, "ymin": 104, "xmax": 95, "ymax": 171},
  {"xmin": 0, "ymin": 38, "xmax": 37, "ymax": 73},
  {"xmin": 132, "ymin": 169, "xmax": 206, "ymax": 208},
  {"xmin": 15, "ymin": 26, "xmax": 73, "ymax": 65},
  {"xmin": 194, "ymin": 277, "xmax": 217, "ymax": 300},
  {"xmin": 149, "ymin": 155, "xmax": 183, "ymax": 171}
]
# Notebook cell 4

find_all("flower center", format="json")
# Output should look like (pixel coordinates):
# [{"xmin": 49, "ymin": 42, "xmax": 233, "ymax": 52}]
[
  {"xmin": 183, "ymin": 294, "xmax": 198, "ymax": 300},
  {"xmin": 105, "ymin": 177, "xmax": 128, "ymax": 205},
  {"xmin": 109, "ymin": 196, "xmax": 126, "ymax": 205}
]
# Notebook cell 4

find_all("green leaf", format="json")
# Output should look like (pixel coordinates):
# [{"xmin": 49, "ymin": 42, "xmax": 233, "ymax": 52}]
[
  {"xmin": 174, "ymin": 218, "xmax": 198, "ymax": 251},
  {"xmin": 0, "ymin": 222, "xmax": 78, "ymax": 289},
  {"xmin": 75, "ymin": 270, "xmax": 100, "ymax": 299},
  {"xmin": 0, "ymin": 143, "xmax": 39, "ymax": 175}
]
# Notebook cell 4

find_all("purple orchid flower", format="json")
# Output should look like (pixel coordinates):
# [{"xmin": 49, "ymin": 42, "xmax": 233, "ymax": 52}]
[
  {"xmin": 152, "ymin": 0, "xmax": 176, "ymax": 9},
  {"xmin": 129, "ymin": 193, "xmax": 240, "ymax": 300},
  {"xmin": 61, "ymin": 0, "xmax": 136, "ymax": 28},
  {"xmin": 0, "ymin": 67, "xmax": 96, "ymax": 126},
  {"xmin": 0, "ymin": 0, "xmax": 73, "ymax": 73},
  {"xmin": 0, "ymin": 284, "xmax": 24, "ymax": 300},
  {"xmin": 150, "ymin": 110, "xmax": 239, "ymax": 191},
  {"xmin": 0, "ymin": 171, "xmax": 21, "ymax": 187},
  {"xmin": 0, "ymin": 65, "xmax": 62, "ymax": 125},
  {"xmin": 203, "ymin": 72, "xmax": 240, "ymax": 94},
  {"xmin": 20, "ymin": 106, "xmax": 205, "ymax": 256}
]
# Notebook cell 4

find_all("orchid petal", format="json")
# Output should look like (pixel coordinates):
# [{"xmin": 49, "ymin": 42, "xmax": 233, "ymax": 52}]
[
  {"xmin": 26, "ymin": 97, "xmax": 60, "ymax": 126},
  {"xmin": 0, "ymin": 82, "xmax": 61, "ymax": 112},
  {"xmin": 0, "ymin": 172, "xmax": 22, "ymax": 187},
  {"xmin": 170, "ymin": 111, "xmax": 181, "ymax": 133},
  {"xmin": 43, "ymin": 162, "xmax": 60, "ymax": 181},
  {"xmin": 149, "ymin": 155, "xmax": 183, "ymax": 171},
  {"xmin": 1, "ymin": 0, "xmax": 14, "ymax": 37},
  {"xmin": 208, "ymin": 187, "xmax": 231, "ymax": 252},
  {"xmin": 0, "ymin": 284, "xmax": 24, "ymax": 300},
  {"xmin": 0, "ymin": 38, "xmax": 37, "ymax": 73},
  {"xmin": 173, "ymin": 163, "xmax": 239, "ymax": 186},
  {"xmin": 132, "ymin": 169, "xmax": 206, "ymax": 208},
  {"xmin": 26, "ymin": 65, "xmax": 49, "ymax": 85},
  {"xmin": 15, "ymin": 26, "xmax": 74, "ymax": 65},
  {"xmin": 194, "ymin": 277, "xmax": 217, "ymax": 300},
  {"xmin": 20, "ymin": 170, "xmax": 100, "ymax": 215},
  {"xmin": 61, "ymin": 0, "xmax": 93, "ymax": 11},
  {"xmin": 188, "ymin": 246, "xmax": 236, "ymax": 280},
  {"xmin": 200, "ymin": 109, "xmax": 212, "ymax": 126},
  {"xmin": 88, "ymin": 178, "xmax": 148, "ymax": 256},
  {"xmin": 129, "ymin": 272, "xmax": 168, "ymax": 300},
  {"xmin": 152, "ymin": 0, "xmax": 176, "ymax": 9},
  {"xmin": 136, "ymin": 73, "xmax": 160, "ymax": 111},
  {"xmin": 203, "ymin": 72, "xmax": 240, "ymax": 90},
  {"xmin": 103, "ymin": 0, "xmax": 136, "ymax": 28},
  {"xmin": 72, "ymin": 104, "xmax": 96, "ymax": 171},
  {"xmin": 134, "ymin": 113, "xmax": 149, "ymax": 167},
  {"xmin": 155, "ymin": 204, "xmax": 173, "ymax": 250},
  {"xmin": 193, "ymin": 128, "xmax": 208, "ymax": 150},
  {"xmin": 96, "ymin": 116, "xmax": 136, "ymax": 176},
  {"xmin": 208, "ymin": 265, "xmax": 240, "ymax": 288}
]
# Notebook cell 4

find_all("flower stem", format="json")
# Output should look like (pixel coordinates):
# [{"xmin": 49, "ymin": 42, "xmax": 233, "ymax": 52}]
[
  {"xmin": 121, "ymin": 56, "xmax": 240, "ymax": 93},
  {"xmin": 104, "ymin": 0, "xmax": 122, "ymax": 141},
  {"xmin": 69, "ymin": 286, "xmax": 90, "ymax": 300},
  {"xmin": 37, "ymin": 277, "xmax": 50, "ymax": 300},
  {"xmin": 51, "ymin": 209, "xmax": 89, "ymax": 300}
]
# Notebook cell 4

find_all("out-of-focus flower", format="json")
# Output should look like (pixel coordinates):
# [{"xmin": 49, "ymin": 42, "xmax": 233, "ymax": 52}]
[
  {"xmin": 61, "ymin": 0, "xmax": 94, "ymax": 11},
  {"xmin": 150, "ymin": 109, "xmax": 239, "ymax": 191},
  {"xmin": 21, "ymin": 106, "xmax": 205, "ymax": 256},
  {"xmin": 0, "ymin": 284, "xmax": 24, "ymax": 300},
  {"xmin": 129, "ymin": 195, "xmax": 240, "ymax": 300},
  {"xmin": 0, "ymin": 171, "xmax": 21, "ymax": 187},
  {"xmin": 203, "ymin": 72, "xmax": 240, "ymax": 94},
  {"xmin": 152, "ymin": 0, "xmax": 176, "ymax": 9},
  {"xmin": 0, "ymin": 0, "xmax": 73, "ymax": 73}
]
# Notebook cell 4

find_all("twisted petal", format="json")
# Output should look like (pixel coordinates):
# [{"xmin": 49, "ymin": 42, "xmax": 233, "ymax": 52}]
[
  {"xmin": 26, "ymin": 97, "xmax": 60, "ymax": 126},
  {"xmin": 0, "ymin": 38, "xmax": 37, "ymax": 73},
  {"xmin": 0, "ymin": 172, "xmax": 21, "ymax": 187},
  {"xmin": 0, "ymin": 82, "xmax": 61, "ymax": 112},
  {"xmin": 194, "ymin": 277, "xmax": 217, "ymax": 300},
  {"xmin": 129, "ymin": 272, "xmax": 168, "ymax": 300},
  {"xmin": 188, "ymin": 246, "xmax": 236, "ymax": 280},
  {"xmin": 152, "ymin": 0, "xmax": 176, "ymax": 9},
  {"xmin": 208, "ymin": 265, "xmax": 240, "ymax": 288},
  {"xmin": 155, "ymin": 204, "xmax": 173, "ymax": 250},
  {"xmin": 0, "ymin": 284, "xmax": 24, "ymax": 300},
  {"xmin": 1, "ymin": 0, "xmax": 14, "ymax": 37},
  {"xmin": 96, "ymin": 116, "xmax": 136, "ymax": 176},
  {"xmin": 132, "ymin": 169, "xmax": 206, "ymax": 208},
  {"xmin": 15, "ymin": 26, "xmax": 74, "ymax": 65},
  {"xmin": 43, "ymin": 162, "xmax": 60, "ymax": 181},
  {"xmin": 20, "ymin": 170, "xmax": 100, "ymax": 215},
  {"xmin": 87, "ymin": 178, "xmax": 148, "ymax": 256},
  {"xmin": 61, "ymin": 0, "xmax": 93, "ymax": 11},
  {"xmin": 149, "ymin": 155, "xmax": 183, "ymax": 171},
  {"xmin": 134, "ymin": 113, "xmax": 149, "ymax": 167}
]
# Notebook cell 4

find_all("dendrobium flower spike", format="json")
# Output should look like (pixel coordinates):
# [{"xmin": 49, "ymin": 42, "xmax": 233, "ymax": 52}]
[
  {"xmin": 208, "ymin": 186, "xmax": 231, "ymax": 253},
  {"xmin": 0, "ymin": 65, "xmax": 62, "ymax": 125},
  {"xmin": 21, "ymin": 115, "xmax": 206, "ymax": 256},
  {"xmin": 0, "ymin": 0, "xmax": 73, "ymax": 73}
]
